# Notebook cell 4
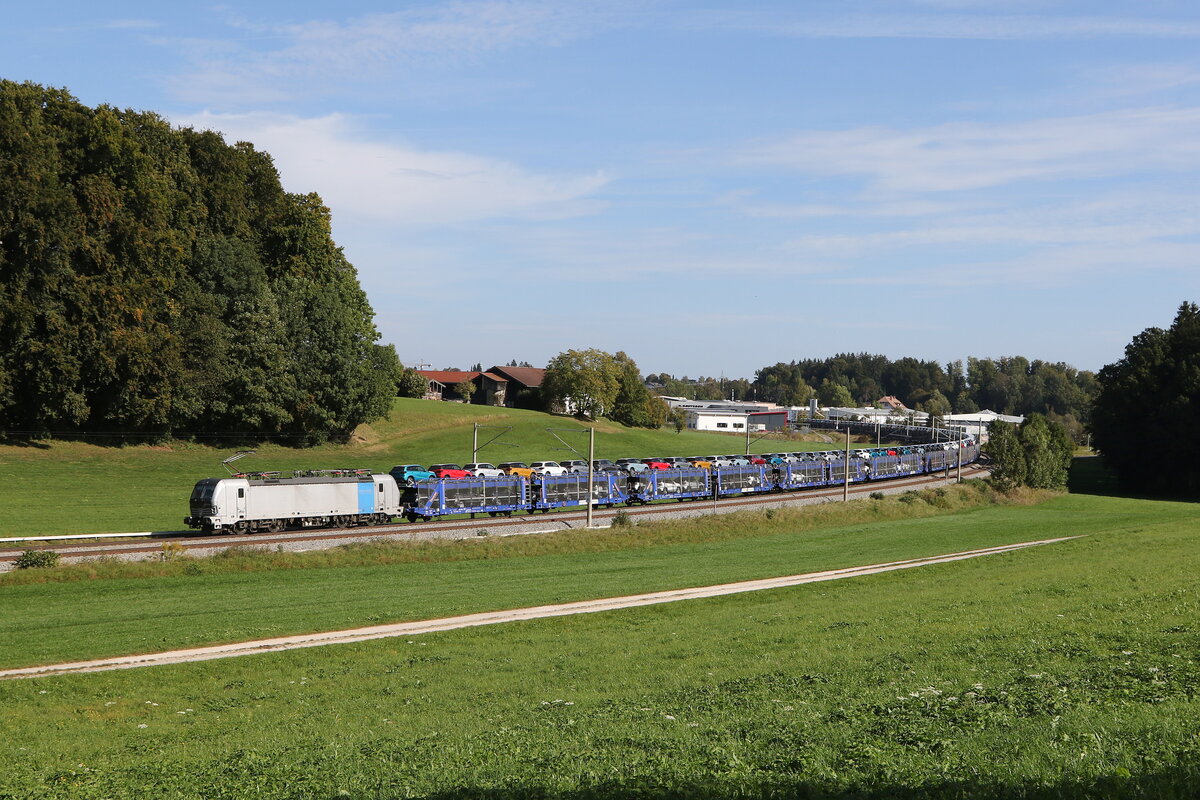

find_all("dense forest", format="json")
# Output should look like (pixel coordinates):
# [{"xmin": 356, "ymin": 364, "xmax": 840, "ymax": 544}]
[
  {"xmin": 1090, "ymin": 302, "xmax": 1200, "ymax": 495},
  {"xmin": 0, "ymin": 81, "xmax": 401, "ymax": 442},
  {"xmin": 650, "ymin": 353, "xmax": 1098, "ymax": 432}
]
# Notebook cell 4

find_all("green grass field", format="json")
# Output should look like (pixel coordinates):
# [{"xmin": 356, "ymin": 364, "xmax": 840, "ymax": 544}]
[
  {"xmin": 1, "ymin": 479, "xmax": 1197, "ymax": 798},
  {"xmin": 0, "ymin": 399, "xmax": 843, "ymax": 537}
]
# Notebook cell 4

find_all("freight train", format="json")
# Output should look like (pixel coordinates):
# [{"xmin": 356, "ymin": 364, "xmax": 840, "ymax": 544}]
[{"xmin": 184, "ymin": 423, "xmax": 979, "ymax": 534}]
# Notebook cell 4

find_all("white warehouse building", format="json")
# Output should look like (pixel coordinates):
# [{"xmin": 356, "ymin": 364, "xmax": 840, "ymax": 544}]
[{"xmin": 687, "ymin": 409, "xmax": 789, "ymax": 433}]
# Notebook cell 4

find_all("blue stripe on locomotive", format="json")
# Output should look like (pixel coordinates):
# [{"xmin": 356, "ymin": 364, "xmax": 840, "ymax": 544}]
[{"xmin": 358, "ymin": 480, "xmax": 375, "ymax": 514}]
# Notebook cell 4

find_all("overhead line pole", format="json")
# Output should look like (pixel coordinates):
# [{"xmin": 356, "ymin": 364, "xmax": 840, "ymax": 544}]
[
  {"xmin": 843, "ymin": 428, "xmax": 851, "ymax": 502},
  {"xmin": 547, "ymin": 426, "xmax": 597, "ymax": 530},
  {"xmin": 587, "ymin": 427, "xmax": 595, "ymax": 531},
  {"xmin": 471, "ymin": 423, "xmax": 516, "ymax": 464}
]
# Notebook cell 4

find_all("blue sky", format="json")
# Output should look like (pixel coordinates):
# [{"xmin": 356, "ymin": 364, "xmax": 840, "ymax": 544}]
[{"xmin": 4, "ymin": 1, "xmax": 1200, "ymax": 379}]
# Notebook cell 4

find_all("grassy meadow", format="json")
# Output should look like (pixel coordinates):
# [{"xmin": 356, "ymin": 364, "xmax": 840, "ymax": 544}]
[
  {"xmin": 1, "ymin": 473, "xmax": 1198, "ymax": 798},
  {"xmin": 0, "ymin": 398, "xmax": 843, "ymax": 537}
]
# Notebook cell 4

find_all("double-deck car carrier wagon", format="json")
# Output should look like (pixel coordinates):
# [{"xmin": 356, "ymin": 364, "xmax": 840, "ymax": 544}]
[
  {"xmin": 626, "ymin": 468, "xmax": 711, "ymax": 503},
  {"xmin": 532, "ymin": 472, "xmax": 625, "ymax": 511},
  {"xmin": 403, "ymin": 475, "xmax": 528, "ymax": 521}
]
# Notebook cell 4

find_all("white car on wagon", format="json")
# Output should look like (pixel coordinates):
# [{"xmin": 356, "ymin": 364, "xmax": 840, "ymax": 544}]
[{"xmin": 463, "ymin": 463, "xmax": 505, "ymax": 477}]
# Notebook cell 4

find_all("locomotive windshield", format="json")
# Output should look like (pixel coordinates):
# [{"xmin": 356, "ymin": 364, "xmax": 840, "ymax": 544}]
[{"xmin": 190, "ymin": 480, "xmax": 218, "ymax": 502}]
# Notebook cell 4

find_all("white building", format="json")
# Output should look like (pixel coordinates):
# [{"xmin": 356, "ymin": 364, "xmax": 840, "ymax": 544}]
[
  {"xmin": 687, "ymin": 409, "xmax": 789, "ymax": 433},
  {"xmin": 943, "ymin": 410, "xmax": 1024, "ymax": 442}
]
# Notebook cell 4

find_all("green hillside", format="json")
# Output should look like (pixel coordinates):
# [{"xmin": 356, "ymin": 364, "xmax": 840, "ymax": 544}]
[{"xmin": 0, "ymin": 398, "xmax": 836, "ymax": 537}]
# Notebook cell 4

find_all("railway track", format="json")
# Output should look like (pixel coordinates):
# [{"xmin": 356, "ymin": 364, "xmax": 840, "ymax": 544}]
[{"xmin": 0, "ymin": 464, "xmax": 988, "ymax": 569}]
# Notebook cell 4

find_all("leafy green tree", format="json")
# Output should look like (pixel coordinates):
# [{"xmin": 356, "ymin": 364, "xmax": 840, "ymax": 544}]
[
  {"xmin": 985, "ymin": 415, "xmax": 1073, "ymax": 491},
  {"xmin": 397, "ymin": 367, "xmax": 428, "ymax": 399},
  {"xmin": 919, "ymin": 389, "xmax": 951, "ymax": 419},
  {"xmin": 610, "ymin": 351, "xmax": 663, "ymax": 427},
  {"xmin": 453, "ymin": 379, "xmax": 477, "ymax": 402},
  {"xmin": 1091, "ymin": 302, "xmax": 1200, "ymax": 494},
  {"xmin": 818, "ymin": 378, "xmax": 854, "ymax": 407},
  {"xmin": 984, "ymin": 421, "xmax": 1027, "ymax": 491},
  {"xmin": 1019, "ymin": 414, "xmax": 1074, "ymax": 489},
  {"xmin": 0, "ymin": 80, "xmax": 398, "ymax": 441},
  {"xmin": 542, "ymin": 349, "xmax": 620, "ymax": 419}
]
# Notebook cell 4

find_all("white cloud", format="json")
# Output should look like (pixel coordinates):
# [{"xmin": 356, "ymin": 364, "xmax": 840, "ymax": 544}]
[
  {"xmin": 825, "ymin": 239, "xmax": 1200, "ymax": 290},
  {"xmin": 168, "ymin": 1, "xmax": 629, "ymax": 105},
  {"xmin": 1087, "ymin": 62, "xmax": 1200, "ymax": 97},
  {"xmin": 690, "ymin": 9, "xmax": 1200, "ymax": 40},
  {"xmin": 738, "ymin": 106, "xmax": 1200, "ymax": 192},
  {"xmin": 489, "ymin": 225, "xmax": 837, "ymax": 279},
  {"xmin": 174, "ymin": 111, "xmax": 607, "ymax": 226},
  {"xmin": 103, "ymin": 19, "xmax": 161, "ymax": 30}
]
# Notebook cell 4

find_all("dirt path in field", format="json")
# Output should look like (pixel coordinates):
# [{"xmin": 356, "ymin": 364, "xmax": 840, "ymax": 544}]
[{"xmin": 0, "ymin": 536, "xmax": 1079, "ymax": 680}]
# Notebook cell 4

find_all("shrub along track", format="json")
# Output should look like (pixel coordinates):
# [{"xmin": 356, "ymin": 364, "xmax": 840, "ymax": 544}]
[
  {"xmin": 0, "ymin": 464, "xmax": 988, "ymax": 568},
  {"xmin": 0, "ymin": 534, "xmax": 1072, "ymax": 679}
]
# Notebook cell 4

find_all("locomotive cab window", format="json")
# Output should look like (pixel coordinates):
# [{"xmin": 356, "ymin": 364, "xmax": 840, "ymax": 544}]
[
  {"xmin": 238, "ymin": 488, "xmax": 245, "ymax": 498},
  {"xmin": 190, "ymin": 482, "xmax": 216, "ymax": 502}
]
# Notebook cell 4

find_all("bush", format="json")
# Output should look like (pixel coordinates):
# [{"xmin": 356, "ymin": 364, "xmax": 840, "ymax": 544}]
[
  {"xmin": 869, "ymin": 491, "xmax": 885, "ymax": 500},
  {"xmin": 924, "ymin": 487, "xmax": 953, "ymax": 509},
  {"xmin": 15, "ymin": 549, "xmax": 60, "ymax": 569},
  {"xmin": 159, "ymin": 541, "xmax": 187, "ymax": 561},
  {"xmin": 611, "ymin": 509, "xmax": 633, "ymax": 527}
]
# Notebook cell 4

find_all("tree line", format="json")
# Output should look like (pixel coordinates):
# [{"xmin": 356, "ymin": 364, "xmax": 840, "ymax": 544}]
[
  {"xmin": 652, "ymin": 354, "xmax": 1097, "ymax": 433},
  {"xmin": 0, "ymin": 81, "xmax": 401, "ymax": 442},
  {"xmin": 1090, "ymin": 301, "xmax": 1200, "ymax": 496}
]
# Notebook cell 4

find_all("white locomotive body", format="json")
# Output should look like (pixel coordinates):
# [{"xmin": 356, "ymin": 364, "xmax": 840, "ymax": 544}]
[{"xmin": 185, "ymin": 471, "xmax": 400, "ymax": 534}]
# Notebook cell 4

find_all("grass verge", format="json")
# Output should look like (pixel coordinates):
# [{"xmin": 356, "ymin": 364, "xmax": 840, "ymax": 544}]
[
  {"xmin": 0, "ymin": 491, "xmax": 1196, "ymax": 798},
  {"xmin": 1, "ymin": 482, "xmax": 1194, "ymax": 671}
]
